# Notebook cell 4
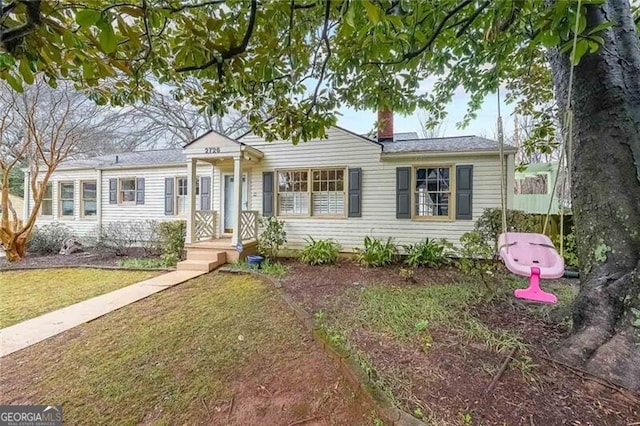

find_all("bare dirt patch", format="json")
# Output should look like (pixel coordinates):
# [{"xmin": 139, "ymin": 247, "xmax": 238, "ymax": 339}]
[
  {"xmin": 0, "ymin": 247, "xmax": 154, "ymax": 270},
  {"xmin": 280, "ymin": 260, "xmax": 640, "ymax": 425}
]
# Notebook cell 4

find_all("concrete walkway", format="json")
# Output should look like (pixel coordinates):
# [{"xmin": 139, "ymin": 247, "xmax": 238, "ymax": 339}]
[{"xmin": 0, "ymin": 270, "xmax": 205, "ymax": 357}]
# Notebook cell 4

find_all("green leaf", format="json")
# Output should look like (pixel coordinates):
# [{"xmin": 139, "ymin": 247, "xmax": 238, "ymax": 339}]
[
  {"xmin": 75, "ymin": 9, "xmax": 102, "ymax": 27},
  {"xmin": 587, "ymin": 21, "xmax": 614, "ymax": 35},
  {"xmin": 362, "ymin": 1, "xmax": 381, "ymax": 24},
  {"xmin": 99, "ymin": 24, "xmax": 117, "ymax": 54},
  {"xmin": 570, "ymin": 39, "xmax": 590, "ymax": 65},
  {"xmin": 5, "ymin": 73, "xmax": 23, "ymax": 92},
  {"xmin": 18, "ymin": 59, "xmax": 34, "ymax": 84}
]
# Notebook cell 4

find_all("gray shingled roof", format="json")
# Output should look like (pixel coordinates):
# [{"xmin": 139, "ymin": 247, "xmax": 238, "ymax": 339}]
[
  {"xmin": 381, "ymin": 135, "xmax": 516, "ymax": 153},
  {"xmin": 59, "ymin": 149, "xmax": 185, "ymax": 169},
  {"xmin": 392, "ymin": 132, "xmax": 420, "ymax": 141}
]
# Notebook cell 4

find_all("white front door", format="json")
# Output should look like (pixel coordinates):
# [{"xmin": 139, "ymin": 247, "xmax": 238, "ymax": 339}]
[{"xmin": 223, "ymin": 174, "xmax": 248, "ymax": 233}]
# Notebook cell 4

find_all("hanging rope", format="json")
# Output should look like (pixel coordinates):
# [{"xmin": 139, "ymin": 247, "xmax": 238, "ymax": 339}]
[
  {"xmin": 542, "ymin": 0, "xmax": 582, "ymax": 246},
  {"xmin": 497, "ymin": 85, "xmax": 507, "ymax": 235}
]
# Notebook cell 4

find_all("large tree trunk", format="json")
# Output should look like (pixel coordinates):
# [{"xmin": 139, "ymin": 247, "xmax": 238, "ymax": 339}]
[{"xmin": 548, "ymin": 0, "xmax": 640, "ymax": 391}]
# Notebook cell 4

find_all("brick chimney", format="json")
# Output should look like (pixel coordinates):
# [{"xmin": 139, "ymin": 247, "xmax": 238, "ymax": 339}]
[{"xmin": 377, "ymin": 108, "xmax": 394, "ymax": 142}]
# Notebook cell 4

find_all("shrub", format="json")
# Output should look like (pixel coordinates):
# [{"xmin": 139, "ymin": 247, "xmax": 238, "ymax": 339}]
[
  {"xmin": 553, "ymin": 231, "xmax": 578, "ymax": 269},
  {"xmin": 456, "ymin": 230, "xmax": 502, "ymax": 291},
  {"xmin": 403, "ymin": 238, "xmax": 453, "ymax": 268},
  {"xmin": 27, "ymin": 223, "xmax": 75, "ymax": 255},
  {"xmin": 353, "ymin": 236, "xmax": 398, "ymax": 267},
  {"xmin": 97, "ymin": 222, "xmax": 138, "ymax": 256},
  {"xmin": 257, "ymin": 216, "xmax": 287, "ymax": 259},
  {"xmin": 260, "ymin": 259, "xmax": 289, "ymax": 278},
  {"xmin": 474, "ymin": 208, "xmax": 538, "ymax": 249},
  {"xmin": 118, "ymin": 258, "xmax": 167, "ymax": 269},
  {"xmin": 300, "ymin": 237, "xmax": 341, "ymax": 265},
  {"xmin": 131, "ymin": 220, "xmax": 162, "ymax": 257},
  {"xmin": 157, "ymin": 220, "xmax": 186, "ymax": 266}
]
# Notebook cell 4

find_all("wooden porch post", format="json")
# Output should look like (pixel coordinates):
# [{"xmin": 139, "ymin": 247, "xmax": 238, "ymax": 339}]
[
  {"xmin": 231, "ymin": 155, "xmax": 243, "ymax": 246},
  {"xmin": 186, "ymin": 158, "xmax": 197, "ymax": 244}
]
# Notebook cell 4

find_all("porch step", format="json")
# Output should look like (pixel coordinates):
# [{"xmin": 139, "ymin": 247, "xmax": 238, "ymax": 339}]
[{"xmin": 178, "ymin": 250, "xmax": 227, "ymax": 272}]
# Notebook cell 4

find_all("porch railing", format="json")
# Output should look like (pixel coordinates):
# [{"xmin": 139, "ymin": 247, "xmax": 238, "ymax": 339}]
[
  {"xmin": 194, "ymin": 210, "xmax": 216, "ymax": 241},
  {"xmin": 240, "ymin": 210, "xmax": 259, "ymax": 241}
]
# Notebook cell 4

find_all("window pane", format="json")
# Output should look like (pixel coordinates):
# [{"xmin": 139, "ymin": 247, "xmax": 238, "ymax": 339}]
[
  {"xmin": 61, "ymin": 200, "xmax": 74, "ymax": 216},
  {"xmin": 82, "ymin": 182, "xmax": 96, "ymax": 199},
  {"xmin": 122, "ymin": 190, "xmax": 136, "ymax": 202},
  {"xmin": 121, "ymin": 179, "xmax": 135, "ymax": 191},
  {"xmin": 43, "ymin": 183, "xmax": 52, "ymax": 199},
  {"xmin": 61, "ymin": 183, "xmax": 74, "ymax": 199},
  {"xmin": 42, "ymin": 200, "xmax": 52, "ymax": 216},
  {"xmin": 83, "ymin": 200, "xmax": 97, "ymax": 216},
  {"xmin": 414, "ymin": 167, "xmax": 451, "ymax": 217}
]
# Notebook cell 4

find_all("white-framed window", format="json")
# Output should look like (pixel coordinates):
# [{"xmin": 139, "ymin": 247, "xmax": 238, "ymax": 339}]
[
  {"xmin": 311, "ymin": 169, "xmax": 345, "ymax": 216},
  {"xmin": 81, "ymin": 180, "xmax": 97, "ymax": 218},
  {"xmin": 277, "ymin": 168, "xmax": 346, "ymax": 217},
  {"xmin": 40, "ymin": 182, "xmax": 53, "ymax": 216},
  {"xmin": 278, "ymin": 170, "xmax": 309, "ymax": 216},
  {"xmin": 119, "ymin": 178, "xmax": 136, "ymax": 203},
  {"xmin": 414, "ymin": 166, "xmax": 452, "ymax": 219},
  {"xmin": 175, "ymin": 176, "xmax": 201, "ymax": 216},
  {"xmin": 59, "ymin": 181, "xmax": 74, "ymax": 218}
]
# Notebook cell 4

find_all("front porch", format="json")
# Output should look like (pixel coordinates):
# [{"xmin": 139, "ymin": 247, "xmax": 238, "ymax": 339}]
[{"xmin": 178, "ymin": 131, "xmax": 263, "ymax": 272}]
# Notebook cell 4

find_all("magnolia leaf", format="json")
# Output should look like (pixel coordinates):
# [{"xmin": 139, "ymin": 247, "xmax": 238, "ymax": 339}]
[
  {"xmin": 99, "ymin": 24, "xmax": 117, "ymax": 54},
  {"xmin": 5, "ymin": 73, "xmax": 23, "ymax": 92},
  {"xmin": 18, "ymin": 59, "xmax": 34, "ymax": 84},
  {"xmin": 570, "ymin": 39, "xmax": 590, "ymax": 65},
  {"xmin": 362, "ymin": 1, "xmax": 381, "ymax": 24},
  {"xmin": 75, "ymin": 9, "xmax": 102, "ymax": 27}
]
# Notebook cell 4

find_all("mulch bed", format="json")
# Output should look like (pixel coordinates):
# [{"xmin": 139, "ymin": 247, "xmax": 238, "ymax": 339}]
[
  {"xmin": 0, "ymin": 248, "xmax": 153, "ymax": 270},
  {"xmin": 279, "ymin": 259, "xmax": 640, "ymax": 426}
]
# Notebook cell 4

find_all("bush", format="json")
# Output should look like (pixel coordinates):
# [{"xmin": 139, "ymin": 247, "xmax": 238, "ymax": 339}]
[
  {"xmin": 456, "ymin": 230, "xmax": 502, "ymax": 291},
  {"xmin": 553, "ymin": 231, "xmax": 578, "ymax": 269},
  {"xmin": 353, "ymin": 236, "xmax": 398, "ymax": 267},
  {"xmin": 260, "ymin": 259, "xmax": 289, "ymax": 278},
  {"xmin": 475, "ymin": 208, "xmax": 538, "ymax": 248},
  {"xmin": 157, "ymin": 220, "xmax": 186, "ymax": 266},
  {"xmin": 300, "ymin": 237, "xmax": 341, "ymax": 265},
  {"xmin": 131, "ymin": 220, "xmax": 162, "ymax": 257},
  {"xmin": 403, "ymin": 238, "xmax": 453, "ymax": 268},
  {"xmin": 257, "ymin": 216, "xmax": 287, "ymax": 260},
  {"xmin": 97, "ymin": 222, "xmax": 138, "ymax": 256},
  {"xmin": 27, "ymin": 223, "xmax": 75, "ymax": 255}
]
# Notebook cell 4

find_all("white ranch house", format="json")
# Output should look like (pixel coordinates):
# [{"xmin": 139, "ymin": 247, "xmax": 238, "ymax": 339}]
[{"xmin": 24, "ymin": 122, "xmax": 516, "ymax": 270}]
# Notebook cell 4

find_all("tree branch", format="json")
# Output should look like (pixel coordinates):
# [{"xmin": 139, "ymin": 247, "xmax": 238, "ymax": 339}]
[
  {"xmin": 161, "ymin": 0, "xmax": 226, "ymax": 13},
  {"xmin": 368, "ymin": 0, "xmax": 474, "ymax": 65},
  {"xmin": 175, "ymin": 0, "xmax": 258, "ymax": 73},
  {"xmin": 0, "ymin": 0, "xmax": 41, "ymax": 51},
  {"xmin": 306, "ymin": 0, "xmax": 332, "ymax": 116}
]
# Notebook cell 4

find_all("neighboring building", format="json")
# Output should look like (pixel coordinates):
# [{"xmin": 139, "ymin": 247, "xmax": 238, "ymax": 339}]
[
  {"xmin": 24, "ymin": 112, "xmax": 516, "ymax": 264},
  {"xmin": 1, "ymin": 193, "xmax": 24, "ymax": 224},
  {"xmin": 513, "ymin": 162, "xmax": 570, "ymax": 214}
]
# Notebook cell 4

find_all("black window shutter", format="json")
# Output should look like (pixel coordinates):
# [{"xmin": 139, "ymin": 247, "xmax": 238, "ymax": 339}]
[
  {"xmin": 200, "ymin": 176, "xmax": 211, "ymax": 210},
  {"xmin": 262, "ymin": 172, "xmax": 274, "ymax": 217},
  {"xmin": 348, "ymin": 168, "xmax": 362, "ymax": 217},
  {"xmin": 136, "ymin": 178, "xmax": 145, "ymax": 205},
  {"xmin": 456, "ymin": 165, "xmax": 473, "ymax": 220},
  {"xmin": 396, "ymin": 167, "xmax": 411, "ymax": 219},
  {"xmin": 164, "ymin": 177, "xmax": 174, "ymax": 215},
  {"xmin": 109, "ymin": 178, "xmax": 117, "ymax": 204}
]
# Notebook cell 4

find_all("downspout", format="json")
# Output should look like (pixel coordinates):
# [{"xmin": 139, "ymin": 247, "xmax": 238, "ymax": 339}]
[{"xmin": 96, "ymin": 169, "xmax": 103, "ymax": 241}]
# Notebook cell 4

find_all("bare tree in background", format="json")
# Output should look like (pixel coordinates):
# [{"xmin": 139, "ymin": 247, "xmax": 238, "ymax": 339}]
[
  {"xmin": 418, "ymin": 111, "xmax": 447, "ymax": 138},
  {"xmin": 125, "ymin": 87, "xmax": 258, "ymax": 147},
  {"xmin": 0, "ymin": 78, "xmax": 134, "ymax": 260}
]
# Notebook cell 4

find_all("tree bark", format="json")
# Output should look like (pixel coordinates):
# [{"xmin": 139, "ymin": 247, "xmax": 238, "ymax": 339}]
[{"xmin": 548, "ymin": 0, "xmax": 640, "ymax": 391}]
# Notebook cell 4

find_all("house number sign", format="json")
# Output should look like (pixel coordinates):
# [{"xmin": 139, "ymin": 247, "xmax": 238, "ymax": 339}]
[{"xmin": 204, "ymin": 147, "xmax": 221, "ymax": 154}]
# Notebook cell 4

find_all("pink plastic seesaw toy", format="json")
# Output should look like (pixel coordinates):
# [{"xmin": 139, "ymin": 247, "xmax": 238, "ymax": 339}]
[{"xmin": 498, "ymin": 232, "xmax": 565, "ymax": 304}]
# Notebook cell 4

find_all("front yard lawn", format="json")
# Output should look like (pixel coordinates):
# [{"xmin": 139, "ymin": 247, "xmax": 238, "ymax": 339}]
[
  {"xmin": 0, "ymin": 268, "xmax": 159, "ymax": 328},
  {"xmin": 280, "ymin": 260, "xmax": 640, "ymax": 425},
  {"xmin": 0, "ymin": 273, "xmax": 379, "ymax": 425}
]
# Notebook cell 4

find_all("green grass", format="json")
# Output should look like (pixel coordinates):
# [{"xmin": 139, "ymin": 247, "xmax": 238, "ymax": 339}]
[
  {"xmin": 0, "ymin": 268, "xmax": 159, "ymax": 328},
  {"xmin": 117, "ymin": 258, "xmax": 168, "ymax": 269},
  {"xmin": 231, "ymin": 259, "xmax": 289, "ymax": 278},
  {"xmin": 0, "ymin": 275, "xmax": 306, "ymax": 425}
]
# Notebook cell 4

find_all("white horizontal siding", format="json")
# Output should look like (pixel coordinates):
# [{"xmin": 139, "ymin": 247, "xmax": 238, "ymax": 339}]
[
  {"xmin": 28, "ymin": 168, "xmax": 99, "ymax": 236},
  {"xmin": 241, "ymin": 127, "xmax": 509, "ymax": 251},
  {"xmin": 31, "ymin": 163, "xmax": 214, "ymax": 237}
]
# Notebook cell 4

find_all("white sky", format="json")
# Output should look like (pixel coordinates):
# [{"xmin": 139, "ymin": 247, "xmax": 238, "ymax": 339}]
[{"xmin": 337, "ymin": 86, "xmax": 516, "ymax": 139}]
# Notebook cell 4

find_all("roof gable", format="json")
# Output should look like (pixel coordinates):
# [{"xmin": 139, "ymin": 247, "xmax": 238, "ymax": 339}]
[{"xmin": 183, "ymin": 129, "xmax": 242, "ymax": 150}]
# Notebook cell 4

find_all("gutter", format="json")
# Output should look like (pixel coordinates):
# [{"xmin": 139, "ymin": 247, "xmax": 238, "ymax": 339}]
[{"xmin": 381, "ymin": 149, "xmax": 518, "ymax": 159}]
